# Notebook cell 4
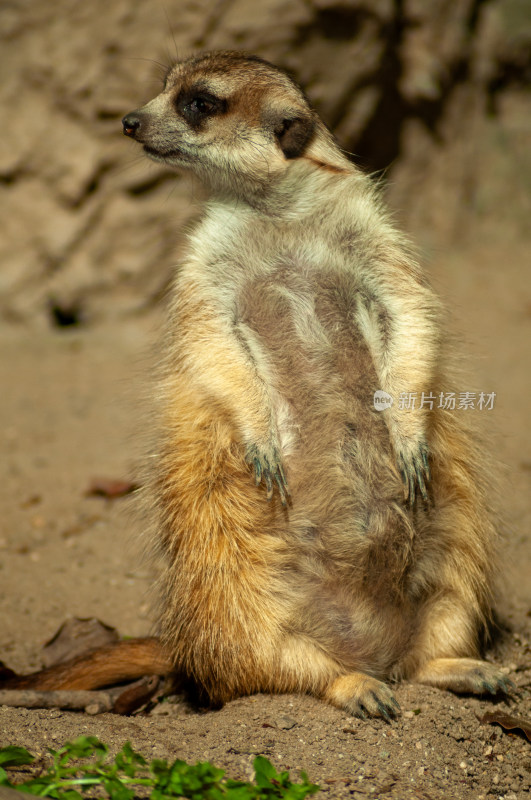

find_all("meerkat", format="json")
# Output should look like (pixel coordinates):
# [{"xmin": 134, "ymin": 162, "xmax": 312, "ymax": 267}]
[{"xmin": 4, "ymin": 51, "xmax": 512, "ymax": 719}]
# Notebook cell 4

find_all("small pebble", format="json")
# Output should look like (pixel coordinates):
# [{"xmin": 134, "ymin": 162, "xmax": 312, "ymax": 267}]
[
  {"xmin": 274, "ymin": 715, "xmax": 297, "ymax": 730},
  {"xmin": 84, "ymin": 703, "xmax": 104, "ymax": 715}
]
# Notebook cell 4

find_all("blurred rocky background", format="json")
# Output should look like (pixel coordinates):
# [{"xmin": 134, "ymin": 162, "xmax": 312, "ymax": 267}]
[{"xmin": 1, "ymin": 0, "xmax": 529, "ymax": 326}]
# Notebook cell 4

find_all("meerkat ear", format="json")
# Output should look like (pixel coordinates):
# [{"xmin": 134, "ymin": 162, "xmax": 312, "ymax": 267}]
[{"xmin": 274, "ymin": 115, "xmax": 316, "ymax": 159}]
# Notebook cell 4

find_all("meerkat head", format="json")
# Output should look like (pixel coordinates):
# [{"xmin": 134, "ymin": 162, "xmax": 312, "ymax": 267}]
[{"xmin": 122, "ymin": 51, "xmax": 327, "ymax": 198}]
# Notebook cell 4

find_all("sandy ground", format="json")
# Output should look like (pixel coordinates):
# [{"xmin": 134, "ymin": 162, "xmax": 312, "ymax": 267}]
[{"xmin": 0, "ymin": 233, "xmax": 530, "ymax": 799}]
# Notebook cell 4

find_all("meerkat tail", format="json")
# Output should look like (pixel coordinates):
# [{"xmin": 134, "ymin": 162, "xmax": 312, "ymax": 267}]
[{"xmin": 1, "ymin": 637, "xmax": 171, "ymax": 691}]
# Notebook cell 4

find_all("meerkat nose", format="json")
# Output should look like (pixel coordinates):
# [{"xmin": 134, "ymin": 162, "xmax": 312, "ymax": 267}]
[{"xmin": 122, "ymin": 114, "xmax": 142, "ymax": 138}]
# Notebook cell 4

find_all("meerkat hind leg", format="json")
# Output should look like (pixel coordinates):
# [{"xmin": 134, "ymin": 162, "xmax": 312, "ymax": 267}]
[
  {"xmin": 271, "ymin": 636, "xmax": 400, "ymax": 721},
  {"xmin": 413, "ymin": 658, "xmax": 514, "ymax": 696},
  {"xmin": 324, "ymin": 672, "xmax": 401, "ymax": 721}
]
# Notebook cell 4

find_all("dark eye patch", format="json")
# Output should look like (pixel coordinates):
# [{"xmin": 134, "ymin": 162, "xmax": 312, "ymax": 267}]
[{"xmin": 176, "ymin": 89, "xmax": 227, "ymax": 128}]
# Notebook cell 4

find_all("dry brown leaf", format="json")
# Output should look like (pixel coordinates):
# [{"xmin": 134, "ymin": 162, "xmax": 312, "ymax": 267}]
[
  {"xmin": 85, "ymin": 478, "xmax": 139, "ymax": 499},
  {"xmin": 480, "ymin": 711, "xmax": 531, "ymax": 741},
  {"xmin": 42, "ymin": 617, "xmax": 119, "ymax": 667}
]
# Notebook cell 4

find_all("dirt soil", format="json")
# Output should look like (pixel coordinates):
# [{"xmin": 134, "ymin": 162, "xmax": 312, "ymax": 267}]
[{"xmin": 0, "ymin": 228, "xmax": 530, "ymax": 800}]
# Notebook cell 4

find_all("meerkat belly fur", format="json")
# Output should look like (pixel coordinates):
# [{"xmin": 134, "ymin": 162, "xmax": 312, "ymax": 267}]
[{"xmin": 121, "ymin": 50, "xmax": 510, "ymax": 719}]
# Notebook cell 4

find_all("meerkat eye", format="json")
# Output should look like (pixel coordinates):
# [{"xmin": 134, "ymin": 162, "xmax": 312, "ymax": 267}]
[
  {"xmin": 187, "ymin": 97, "xmax": 215, "ymax": 115},
  {"xmin": 177, "ymin": 91, "xmax": 227, "ymax": 127}
]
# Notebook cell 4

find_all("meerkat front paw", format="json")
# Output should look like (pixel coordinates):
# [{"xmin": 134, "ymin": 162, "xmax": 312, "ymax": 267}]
[
  {"xmin": 395, "ymin": 436, "xmax": 430, "ymax": 507},
  {"xmin": 245, "ymin": 443, "xmax": 290, "ymax": 506}
]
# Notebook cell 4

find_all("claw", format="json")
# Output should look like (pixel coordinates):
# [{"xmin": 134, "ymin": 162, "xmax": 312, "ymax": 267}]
[
  {"xmin": 421, "ymin": 447, "xmax": 431, "ymax": 480},
  {"xmin": 398, "ymin": 442, "xmax": 431, "ymax": 508},
  {"xmin": 391, "ymin": 696, "xmax": 401, "ymax": 712},
  {"xmin": 374, "ymin": 700, "xmax": 391, "ymax": 723},
  {"xmin": 275, "ymin": 473, "xmax": 288, "ymax": 507},
  {"xmin": 501, "ymin": 677, "xmax": 518, "ymax": 695},
  {"xmin": 370, "ymin": 690, "xmax": 400, "ymax": 722},
  {"xmin": 489, "ymin": 675, "xmax": 517, "ymax": 697},
  {"xmin": 246, "ymin": 444, "xmax": 290, "ymax": 505},
  {"xmin": 408, "ymin": 472, "xmax": 415, "ymax": 507},
  {"xmin": 253, "ymin": 458, "xmax": 262, "ymax": 486},
  {"xmin": 277, "ymin": 462, "xmax": 289, "ymax": 492},
  {"xmin": 416, "ymin": 469, "xmax": 429, "ymax": 505}
]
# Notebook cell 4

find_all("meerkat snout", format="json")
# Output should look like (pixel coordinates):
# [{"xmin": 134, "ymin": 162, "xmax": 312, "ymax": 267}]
[{"xmin": 122, "ymin": 114, "xmax": 142, "ymax": 138}]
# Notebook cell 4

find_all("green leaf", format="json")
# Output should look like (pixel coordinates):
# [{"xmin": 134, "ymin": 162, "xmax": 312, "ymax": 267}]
[
  {"xmin": 253, "ymin": 755, "xmax": 278, "ymax": 785},
  {"xmin": 114, "ymin": 741, "xmax": 147, "ymax": 778},
  {"xmin": 61, "ymin": 791, "xmax": 84, "ymax": 800},
  {"xmin": 0, "ymin": 746, "xmax": 35, "ymax": 767},
  {"xmin": 17, "ymin": 778, "xmax": 62, "ymax": 796},
  {"xmin": 223, "ymin": 782, "xmax": 256, "ymax": 800},
  {"xmin": 63, "ymin": 736, "xmax": 108, "ymax": 762},
  {"xmin": 102, "ymin": 776, "xmax": 135, "ymax": 800},
  {"xmin": 0, "ymin": 738, "xmax": 320, "ymax": 800}
]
